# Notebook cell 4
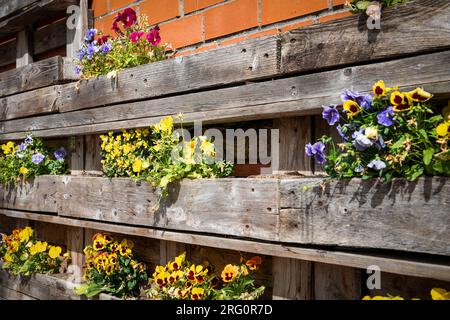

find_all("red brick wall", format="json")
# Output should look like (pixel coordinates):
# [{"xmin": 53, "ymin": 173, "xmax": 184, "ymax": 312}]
[{"xmin": 93, "ymin": 0, "xmax": 351, "ymax": 56}]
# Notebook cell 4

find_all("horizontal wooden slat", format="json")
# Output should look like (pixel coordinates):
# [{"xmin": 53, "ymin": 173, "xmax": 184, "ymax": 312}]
[
  {"xmin": 2, "ymin": 208, "xmax": 450, "ymax": 281},
  {"xmin": 279, "ymin": 177, "xmax": 450, "ymax": 257},
  {"xmin": 0, "ymin": 0, "xmax": 77, "ymax": 37},
  {"xmin": 0, "ymin": 56, "xmax": 77, "ymax": 99},
  {"xmin": 33, "ymin": 18, "xmax": 67, "ymax": 56},
  {"xmin": 2, "ymin": 49, "xmax": 450, "ymax": 138},
  {"xmin": 281, "ymin": 0, "xmax": 450, "ymax": 74},
  {"xmin": 0, "ymin": 39, "xmax": 16, "ymax": 68},
  {"xmin": 1, "ymin": 176, "xmax": 449, "ymax": 256}
]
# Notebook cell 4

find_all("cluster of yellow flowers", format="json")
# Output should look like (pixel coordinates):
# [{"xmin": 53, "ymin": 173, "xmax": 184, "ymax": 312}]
[
  {"xmin": 147, "ymin": 252, "xmax": 264, "ymax": 300},
  {"xmin": 0, "ymin": 227, "xmax": 69, "ymax": 276},
  {"xmin": 84, "ymin": 233, "xmax": 145, "ymax": 277},
  {"xmin": 363, "ymin": 288, "xmax": 450, "ymax": 300},
  {"xmin": 78, "ymin": 232, "xmax": 148, "ymax": 298}
]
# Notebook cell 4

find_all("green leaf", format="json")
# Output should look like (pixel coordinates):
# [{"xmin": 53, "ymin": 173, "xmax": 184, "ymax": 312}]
[
  {"xmin": 390, "ymin": 137, "xmax": 406, "ymax": 149},
  {"xmin": 423, "ymin": 148, "xmax": 435, "ymax": 166}
]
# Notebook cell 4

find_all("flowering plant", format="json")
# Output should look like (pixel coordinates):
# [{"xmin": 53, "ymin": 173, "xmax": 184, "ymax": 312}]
[
  {"xmin": 75, "ymin": 8, "xmax": 169, "ymax": 79},
  {"xmin": 100, "ymin": 115, "xmax": 233, "ymax": 196},
  {"xmin": 0, "ymin": 135, "xmax": 68, "ymax": 185},
  {"xmin": 146, "ymin": 252, "xmax": 265, "ymax": 300},
  {"xmin": 345, "ymin": 0, "xmax": 409, "ymax": 15},
  {"xmin": 307, "ymin": 81, "xmax": 450, "ymax": 181},
  {"xmin": 363, "ymin": 287, "xmax": 450, "ymax": 300},
  {"xmin": 0, "ymin": 227, "xmax": 69, "ymax": 276},
  {"xmin": 75, "ymin": 233, "xmax": 148, "ymax": 298}
]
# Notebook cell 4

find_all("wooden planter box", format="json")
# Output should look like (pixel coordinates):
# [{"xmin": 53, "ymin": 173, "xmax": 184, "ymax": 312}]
[
  {"xmin": 1, "ymin": 176, "xmax": 448, "ymax": 257},
  {"xmin": 0, "ymin": 266, "xmax": 119, "ymax": 300}
]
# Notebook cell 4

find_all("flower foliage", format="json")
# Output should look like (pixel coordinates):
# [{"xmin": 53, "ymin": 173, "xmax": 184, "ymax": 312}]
[
  {"xmin": 75, "ymin": 233, "xmax": 148, "ymax": 298},
  {"xmin": 0, "ymin": 135, "xmax": 68, "ymax": 185},
  {"xmin": 0, "ymin": 227, "xmax": 69, "ymax": 276},
  {"xmin": 100, "ymin": 115, "xmax": 233, "ymax": 196},
  {"xmin": 345, "ymin": 0, "xmax": 409, "ymax": 14},
  {"xmin": 75, "ymin": 8, "xmax": 169, "ymax": 79},
  {"xmin": 363, "ymin": 288, "xmax": 450, "ymax": 300},
  {"xmin": 146, "ymin": 252, "xmax": 265, "ymax": 300},
  {"xmin": 307, "ymin": 81, "xmax": 450, "ymax": 181}
]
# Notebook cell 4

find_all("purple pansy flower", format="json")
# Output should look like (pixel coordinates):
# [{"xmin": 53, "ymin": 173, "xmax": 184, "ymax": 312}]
[
  {"xmin": 377, "ymin": 106, "xmax": 394, "ymax": 127},
  {"xmin": 306, "ymin": 141, "xmax": 326, "ymax": 165},
  {"xmin": 101, "ymin": 42, "xmax": 112, "ymax": 54},
  {"xmin": 75, "ymin": 66, "xmax": 81, "ymax": 75},
  {"xmin": 336, "ymin": 124, "xmax": 348, "ymax": 142},
  {"xmin": 84, "ymin": 28, "xmax": 97, "ymax": 43},
  {"xmin": 352, "ymin": 130, "xmax": 373, "ymax": 151},
  {"xmin": 340, "ymin": 89, "xmax": 373, "ymax": 110},
  {"xmin": 31, "ymin": 153, "xmax": 45, "ymax": 165},
  {"xmin": 322, "ymin": 105, "xmax": 340, "ymax": 126},
  {"xmin": 367, "ymin": 159, "xmax": 387, "ymax": 171},
  {"xmin": 354, "ymin": 164, "xmax": 365, "ymax": 173},
  {"xmin": 54, "ymin": 147, "xmax": 67, "ymax": 161}
]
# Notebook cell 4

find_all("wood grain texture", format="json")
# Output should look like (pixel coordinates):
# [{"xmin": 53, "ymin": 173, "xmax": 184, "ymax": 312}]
[
  {"xmin": 279, "ymin": 177, "xmax": 450, "ymax": 256},
  {"xmin": 16, "ymin": 28, "xmax": 33, "ymax": 67},
  {"xmin": 313, "ymin": 263, "xmax": 361, "ymax": 300},
  {"xmin": 3, "ymin": 49, "xmax": 450, "ymax": 138},
  {"xmin": 272, "ymin": 257, "xmax": 312, "ymax": 300},
  {"xmin": 58, "ymin": 36, "xmax": 279, "ymax": 113},
  {"xmin": 281, "ymin": 0, "xmax": 450, "ymax": 74},
  {"xmin": 0, "ymin": 56, "xmax": 64, "ymax": 98},
  {"xmin": 33, "ymin": 18, "xmax": 66, "ymax": 56},
  {"xmin": 0, "ymin": 39, "xmax": 16, "ymax": 68},
  {"xmin": 2, "ymin": 208, "xmax": 450, "ymax": 281}
]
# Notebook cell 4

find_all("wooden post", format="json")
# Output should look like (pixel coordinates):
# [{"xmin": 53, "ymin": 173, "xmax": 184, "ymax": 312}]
[
  {"xmin": 160, "ymin": 240, "xmax": 186, "ymax": 265},
  {"xmin": 272, "ymin": 257, "xmax": 313, "ymax": 300},
  {"xmin": 66, "ymin": 226, "xmax": 84, "ymax": 277},
  {"xmin": 67, "ymin": 0, "xmax": 88, "ymax": 59},
  {"xmin": 273, "ymin": 117, "xmax": 313, "ymax": 175},
  {"xmin": 16, "ymin": 27, "xmax": 33, "ymax": 67},
  {"xmin": 313, "ymin": 263, "xmax": 362, "ymax": 300},
  {"xmin": 84, "ymin": 135, "xmax": 102, "ymax": 171}
]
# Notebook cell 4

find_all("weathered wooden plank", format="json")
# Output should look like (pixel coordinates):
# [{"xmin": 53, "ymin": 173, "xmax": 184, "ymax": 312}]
[
  {"xmin": 279, "ymin": 177, "xmax": 450, "ymax": 256},
  {"xmin": 57, "ymin": 176, "xmax": 279, "ymax": 241},
  {"xmin": 0, "ymin": 56, "xmax": 64, "ymax": 98},
  {"xmin": 281, "ymin": 0, "xmax": 450, "ymax": 74},
  {"xmin": 16, "ymin": 27, "xmax": 33, "ymax": 67},
  {"xmin": 33, "ymin": 18, "xmax": 66, "ymax": 56},
  {"xmin": 0, "ymin": 284, "xmax": 36, "ymax": 300},
  {"xmin": 66, "ymin": 0, "xmax": 87, "ymax": 59},
  {"xmin": 3, "ymin": 49, "xmax": 450, "ymax": 138},
  {"xmin": 2, "ymin": 208, "xmax": 450, "ymax": 281},
  {"xmin": 58, "ymin": 36, "xmax": 280, "ymax": 113},
  {"xmin": 272, "ymin": 257, "xmax": 312, "ymax": 300},
  {"xmin": 0, "ymin": 39, "xmax": 16, "ymax": 68},
  {"xmin": 313, "ymin": 263, "xmax": 361, "ymax": 300},
  {"xmin": 0, "ymin": 176, "xmax": 60, "ymax": 213},
  {"xmin": 0, "ymin": 0, "xmax": 78, "ymax": 37},
  {"xmin": 67, "ymin": 226, "xmax": 84, "ymax": 270}
]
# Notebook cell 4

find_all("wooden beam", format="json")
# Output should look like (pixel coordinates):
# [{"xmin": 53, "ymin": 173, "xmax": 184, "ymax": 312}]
[
  {"xmin": 313, "ymin": 263, "xmax": 362, "ymax": 300},
  {"xmin": 16, "ymin": 27, "xmax": 33, "ymax": 68},
  {"xmin": 66, "ymin": 0, "xmax": 88, "ymax": 59},
  {"xmin": 272, "ymin": 257, "xmax": 312, "ymax": 300},
  {"xmin": 1, "ymin": 208, "xmax": 450, "ymax": 282},
  {"xmin": 3, "ymin": 49, "xmax": 450, "ymax": 138}
]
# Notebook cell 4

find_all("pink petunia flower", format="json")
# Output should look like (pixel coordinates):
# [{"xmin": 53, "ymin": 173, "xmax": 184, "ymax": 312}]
[
  {"xmin": 130, "ymin": 31, "xmax": 145, "ymax": 43},
  {"xmin": 146, "ymin": 26, "xmax": 161, "ymax": 46}
]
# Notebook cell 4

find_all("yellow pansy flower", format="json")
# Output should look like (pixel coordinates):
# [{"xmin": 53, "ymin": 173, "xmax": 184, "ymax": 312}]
[
  {"xmin": 436, "ymin": 122, "xmax": 449, "ymax": 138},
  {"xmin": 4, "ymin": 253, "xmax": 13, "ymax": 263},
  {"xmin": 407, "ymin": 87, "xmax": 432, "ymax": 102},
  {"xmin": 168, "ymin": 252, "xmax": 186, "ymax": 271},
  {"xmin": 48, "ymin": 246, "xmax": 62, "ymax": 259},
  {"xmin": 431, "ymin": 288, "xmax": 450, "ymax": 300},
  {"xmin": 343, "ymin": 100, "xmax": 362, "ymax": 118},
  {"xmin": 221, "ymin": 264, "xmax": 239, "ymax": 283},
  {"xmin": 1, "ymin": 141, "xmax": 16, "ymax": 155},
  {"xmin": 154, "ymin": 116, "xmax": 174, "ymax": 133},
  {"xmin": 19, "ymin": 167, "xmax": 29, "ymax": 175},
  {"xmin": 132, "ymin": 158, "xmax": 143, "ymax": 173},
  {"xmin": 373, "ymin": 80, "xmax": 387, "ymax": 96},
  {"xmin": 191, "ymin": 287, "xmax": 205, "ymax": 300},
  {"xmin": 30, "ymin": 241, "xmax": 48, "ymax": 255},
  {"xmin": 390, "ymin": 91, "xmax": 412, "ymax": 112},
  {"xmin": 18, "ymin": 227, "xmax": 33, "ymax": 243}
]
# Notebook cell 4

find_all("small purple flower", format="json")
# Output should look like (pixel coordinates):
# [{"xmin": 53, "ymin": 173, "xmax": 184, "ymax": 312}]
[
  {"xmin": 375, "ymin": 135, "xmax": 386, "ymax": 150},
  {"xmin": 54, "ymin": 147, "xmax": 67, "ymax": 161},
  {"xmin": 101, "ymin": 42, "xmax": 112, "ymax": 54},
  {"xmin": 340, "ymin": 89, "xmax": 359, "ymax": 103},
  {"xmin": 24, "ymin": 135, "xmax": 33, "ymax": 145},
  {"xmin": 352, "ymin": 130, "xmax": 373, "ymax": 151},
  {"xmin": 75, "ymin": 66, "xmax": 82, "ymax": 75},
  {"xmin": 336, "ymin": 124, "xmax": 348, "ymax": 142},
  {"xmin": 367, "ymin": 159, "xmax": 387, "ymax": 171},
  {"xmin": 84, "ymin": 28, "xmax": 97, "ymax": 43},
  {"xmin": 377, "ymin": 106, "xmax": 394, "ymax": 127},
  {"xmin": 305, "ymin": 141, "xmax": 326, "ymax": 165},
  {"xmin": 86, "ymin": 42, "xmax": 99, "ymax": 60},
  {"xmin": 31, "ymin": 153, "xmax": 45, "ymax": 165},
  {"xmin": 322, "ymin": 105, "xmax": 340, "ymax": 126},
  {"xmin": 354, "ymin": 164, "xmax": 364, "ymax": 173}
]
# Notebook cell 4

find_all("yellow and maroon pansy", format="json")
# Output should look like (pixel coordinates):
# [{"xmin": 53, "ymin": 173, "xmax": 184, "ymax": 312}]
[
  {"xmin": 390, "ymin": 91, "xmax": 412, "ymax": 112},
  {"xmin": 246, "ymin": 256, "xmax": 262, "ymax": 271},
  {"xmin": 343, "ymin": 100, "xmax": 362, "ymax": 118},
  {"xmin": 221, "ymin": 264, "xmax": 239, "ymax": 283},
  {"xmin": 373, "ymin": 80, "xmax": 387, "ymax": 96},
  {"xmin": 191, "ymin": 287, "xmax": 205, "ymax": 300},
  {"xmin": 407, "ymin": 87, "xmax": 433, "ymax": 102}
]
